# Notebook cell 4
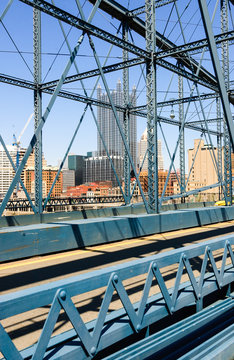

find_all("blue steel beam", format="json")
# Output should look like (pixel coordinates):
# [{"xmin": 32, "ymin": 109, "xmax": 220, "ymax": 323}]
[
  {"xmin": 20, "ymin": 0, "xmax": 218, "ymax": 91},
  {"xmin": 20, "ymin": 0, "xmax": 149, "ymax": 59},
  {"xmin": 0, "ymin": 237, "xmax": 233, "ymax": 359},
  {"xmin": 81, "ymin": 31, "xmax": 149, "ymax": 210},
  {"xmin": 88, "ymin": 0, "xmax": 217, "ymax": 88},
  {"xmin": 198, "ymin": 0, "xmax": 234, "ymax": 151},
  {"xmin": 0, "ymin": 74, "xmax": 221, "ymax": 136},
  {"xmin": 0, "ymin": 2, "xmax": 100, "ymax": 216},
  {"xmin": 43, "ymin": 2, "xmax": 127, "ymax": 208},
  {"xmin": 104, "ymin": 298, "xmax": 234, "ymax": 360},
  {"xmin": 0, "ymin": 135, "xmax": 37, "ymax": 213},
  {"xmin": 0, "ymin": 0, "xmax": 14, "ymax": 21}
]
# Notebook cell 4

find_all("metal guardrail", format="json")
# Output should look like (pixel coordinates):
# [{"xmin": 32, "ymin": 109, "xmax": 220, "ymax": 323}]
[
  {"xmin": 0, "ymin": 236, "xmax": 233, "ymax": 359},
  {"xmin": 1, "ymin": 195, "xmax": 126, "ymax": 210}
]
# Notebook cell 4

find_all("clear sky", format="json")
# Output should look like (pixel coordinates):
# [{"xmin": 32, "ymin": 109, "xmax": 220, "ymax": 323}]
[{"xmin": 0, "ymin": 0, "xmax": 233, "ymax": 171}]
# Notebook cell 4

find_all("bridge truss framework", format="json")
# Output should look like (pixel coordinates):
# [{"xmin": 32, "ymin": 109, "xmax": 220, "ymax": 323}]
[{"xmin": 0, "ymin": 0, "xmax": 234, "ymax": 214}]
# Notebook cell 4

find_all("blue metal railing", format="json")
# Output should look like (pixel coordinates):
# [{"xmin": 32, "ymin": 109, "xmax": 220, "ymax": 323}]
[{"xmin": 0, "ymin": 236, "xmax": 233, "ymax": 359}]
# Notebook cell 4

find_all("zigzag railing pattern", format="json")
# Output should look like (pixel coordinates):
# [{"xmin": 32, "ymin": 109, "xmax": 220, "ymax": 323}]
[{"xmin": 0, "ymin": 236, "xmax": 233, "ymax": 359}]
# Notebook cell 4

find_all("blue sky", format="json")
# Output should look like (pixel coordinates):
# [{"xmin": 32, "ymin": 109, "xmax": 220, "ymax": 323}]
[{"xmin": 0, "ymin": 0, "xmax": 233, "ymax": 170}]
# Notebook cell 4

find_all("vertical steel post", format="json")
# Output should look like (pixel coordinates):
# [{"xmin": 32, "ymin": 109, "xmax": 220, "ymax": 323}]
[
  {"xmin": 221, "ymin": 0, "xmax": 232, "ymax": 205},
  {"xmin": 33, "ymin": 8, "xmax": 43, "ymax": 213},
  {"xmin": 216, "ymin": 96, "xmax": 222, "ymax": 200},
  {"xmin": 145, "ymin": 0, "xmax": 158, "ymax": 213},
  {"xmin": 122, "ymin": 21, "xmax": 130, "ymax": 204},
  {"xmin": 179, "ymin": 74, "xmax": 185, "ymax": 202}
]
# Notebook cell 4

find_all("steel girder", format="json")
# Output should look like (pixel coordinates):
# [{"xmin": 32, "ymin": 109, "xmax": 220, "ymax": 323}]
[
  {"xmin": 145, "ymin": 0, "xmax": 158, "ymax": 212},
  {"xmin": 20, "ymin": 0, "xmax": 218, "ymax": 91},
  {"xmin": 40, "ymin": 33, "xmax": 234, "ymax": 91},
  {"xmin": 0, "ymin": 73, "xmax": 221, "ymax": 136},
  {"xmin": 33, "ymin": 8, "xmax": 43, "ymax": 213},
  {"xmin": 88, "ymin": 0, "xmax": 217, "ymax": 87},
  {"xmin": 199, "ymin": 0, "xmax": 234, "ymax": 151}
]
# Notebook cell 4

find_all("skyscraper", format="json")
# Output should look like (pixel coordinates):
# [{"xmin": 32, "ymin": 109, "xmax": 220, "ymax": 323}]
[
  {"xmin": 138, "ymin": 128, "xmax": 164, "ymax": 171},
  {"xmin": 83, "ymin": 80, "xmax": 137, "ymax": 186},
  {"xmin": 97, "ymin": 80, "xmax": 137, "ymax": 166}
]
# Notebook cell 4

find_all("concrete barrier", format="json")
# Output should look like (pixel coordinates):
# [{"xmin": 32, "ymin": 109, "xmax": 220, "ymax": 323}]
[{"xmin": 0, "ymin": 205, "xmax": 232, "ymax": 262}]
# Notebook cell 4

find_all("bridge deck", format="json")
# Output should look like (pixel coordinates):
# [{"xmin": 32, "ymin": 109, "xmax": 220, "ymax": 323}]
[
  {"xmin": 0, "ymin": 220, "xmax": 233, "ymax": 355},
  {"xmin": 1, "ymin": 205, "xmax": 234, "ymax": 262}
]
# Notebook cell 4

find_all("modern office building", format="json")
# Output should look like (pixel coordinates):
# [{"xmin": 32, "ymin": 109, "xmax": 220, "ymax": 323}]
[
  {"xmin": 62, "ymin": 169, "xmax": 75, "ymax": 192},
  {"xmin": 68, "ymin": 155, "xmax": 85, "ymax": 186},
  {"xmin": 0, "ymin": 145, "xmax": 46, "ymax": 197},
  {"xmin": 0, "ymin": 145, "xmax": 17, "ymax": 197},
  {"xmin": 84, "ymin": 155, "xmax": 123, "ymax": 186},
  {"xmin": 138, "ymin": 128, "xmax": 164, "ymax": 171},
  {"xmin": 97, "ymin": 80, "xmax": 137, "ymax": 166}
]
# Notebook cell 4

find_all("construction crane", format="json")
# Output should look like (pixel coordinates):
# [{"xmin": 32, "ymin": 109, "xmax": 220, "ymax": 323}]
[{"xmin": 12, "ymin": 113, "xmax": 34, "ymax": 193}]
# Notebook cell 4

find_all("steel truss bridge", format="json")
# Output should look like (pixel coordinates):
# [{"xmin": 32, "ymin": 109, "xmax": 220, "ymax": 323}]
[
  {"xmin": 0, "ymin": 0, "xmax": 234, "ymax": 359},
  {"xmin": 2, "ymin": 195, "xmax": 126, "ymax": 211},
  {"xmin": 0, "ymin": 0, "xmax": 233, "ymax": 215}
]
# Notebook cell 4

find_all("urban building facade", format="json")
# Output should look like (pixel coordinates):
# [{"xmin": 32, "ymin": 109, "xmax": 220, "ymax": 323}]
[
  {"xmin": 139, "ymin": 170, "xmax": 174, "ymax": 197},
  {"xmin": 68, "ymin": 155, "xmax": 85, "ymax": 186},
  {"xmin": 0, "ymin": 145, "xmax": 46, "ymax": 197},
  {"xmin": 188, "ymin": 139, "xmax": 225, "ymax": 194},
  {"xmin": 84, "ymin": 155, "xmax": 123, "ymax": 186},
  {"xmin": 138, "ymin": 128, "xmax": 164, "ymax": 171},
  {"xmin": 97, "ymin": 80, "xmax": 137, "ymax": 166},
  {"xmin": 62, "ymin": 169, "xmax": 75, "ymax": 192},
  {"xmin": 25, "ymin": 166, "xmax": 63, "ymax": 198}
]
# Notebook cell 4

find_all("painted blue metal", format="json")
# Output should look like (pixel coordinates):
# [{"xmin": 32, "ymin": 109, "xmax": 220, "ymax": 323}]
[
  {"xmin": 1, "ymin": 206, "xmax": 234, "ymax": 262},
  {"xmin": 103, "ymin": 298, "xmax": 234, "ymax": 360},
  {"xmin": 0, "ymin": 237, "xmax": 233, "ymax": 359},
  {"xmin": 0, "ymin": 201, "xmax": 215, "ymax": 228},
  {"xmin": 198, "ymin": 0, "xmax": 234, "ymax": 150}
]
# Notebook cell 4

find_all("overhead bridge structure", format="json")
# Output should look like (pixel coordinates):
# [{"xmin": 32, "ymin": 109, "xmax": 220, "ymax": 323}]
[{"xmin": 0, "ymin": 0, "xmax": 233, "ymax": 359}]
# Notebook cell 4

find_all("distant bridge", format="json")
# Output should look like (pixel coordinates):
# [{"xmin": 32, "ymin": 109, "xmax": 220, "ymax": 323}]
[{"xmin": 1, "ymin": 195, "xmax": 128, "ymax": 211}]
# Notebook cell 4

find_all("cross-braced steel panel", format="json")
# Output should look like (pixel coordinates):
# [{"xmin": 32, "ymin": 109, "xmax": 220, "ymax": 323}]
[{"xmin": 0, "ymin": 0, "xmax": 233, "ymax": 215}]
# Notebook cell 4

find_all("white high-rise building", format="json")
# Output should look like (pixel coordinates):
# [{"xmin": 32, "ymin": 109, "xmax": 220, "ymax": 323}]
[
  {"xmin": 138, "ymin": 128, "xmax": 164, "ymax": 171},
  {"xmin": 0, "ymin": 145, "xmax": 17, "ymax": 197},
  {"xmin": 0, "ymin": 145, "xmax": 47, "ymax": 197}
]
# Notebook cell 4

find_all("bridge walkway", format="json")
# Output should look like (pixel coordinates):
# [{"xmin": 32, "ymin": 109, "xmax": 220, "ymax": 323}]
[{"xmin": 0, "ymin": 220, "xmax": 233, "ymax": 355}]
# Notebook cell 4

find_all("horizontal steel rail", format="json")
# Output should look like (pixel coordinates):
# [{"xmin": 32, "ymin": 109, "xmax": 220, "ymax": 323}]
[
  {"xmin": 1, "ymin": 195, "xmax": 126, "ymax": 210},
  {"xmin": 0, "ymin": 73, "xmax": 220, "ymax": 136},
  {"xmin": 0, "ymin": 236, "xmax": 233, "ymax": 359},
  {"xmin": 104, "ymin": 298, "xmax": 234, "ymax": 359}
]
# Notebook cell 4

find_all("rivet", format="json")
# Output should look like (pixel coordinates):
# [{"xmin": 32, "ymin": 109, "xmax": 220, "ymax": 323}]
[
  {"xmin": 153, "ymin": 263, "xmax": 157, "ymax": 270},
  {"xmin": 183, "ymin": 254, "xmax": 187, "ymax": 260},
  {"xmin": 60, "ymin": 290, "xmax": 66, "ymax": 300},
  {"xmin": 113, "ymin": 274, "xmax": 118, "ymax": 282},
  {"xmin": 90, "ymin": 346, "xmax": 96, "ymax": 355},
  {"xmin": 136, "ymin": 324, "xmax": 141, "ymax": 332}
]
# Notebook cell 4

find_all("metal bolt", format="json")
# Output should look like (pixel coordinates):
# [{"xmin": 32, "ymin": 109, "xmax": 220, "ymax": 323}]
[
  {"xmin": 226, "ymin": 240, "xmax": 230, "ymax": 246},
  {"xmin": 136, "ymin": 324, "xmax": 141, "ymax": 332},
  {"xmin": 60, "ymin": 290, "xmax": 66, "ymax": 301},
  {"xmin": 153, "ymin": 263, "xmax": 157, "ymax": 270},
  {"xmin": 113, "ymin": 274, "xmax": 118, "ymax": 283},
  {"xmin": 90, "ymin": 347, "xmax": 96, "ymax": 355},
  {"xmin": 183, "ymin": 254, "xmax": 187, "ymax": 260},
  {"xmin": 207, "ymin": 246, "xmax": 211, "ymax": 252}
]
